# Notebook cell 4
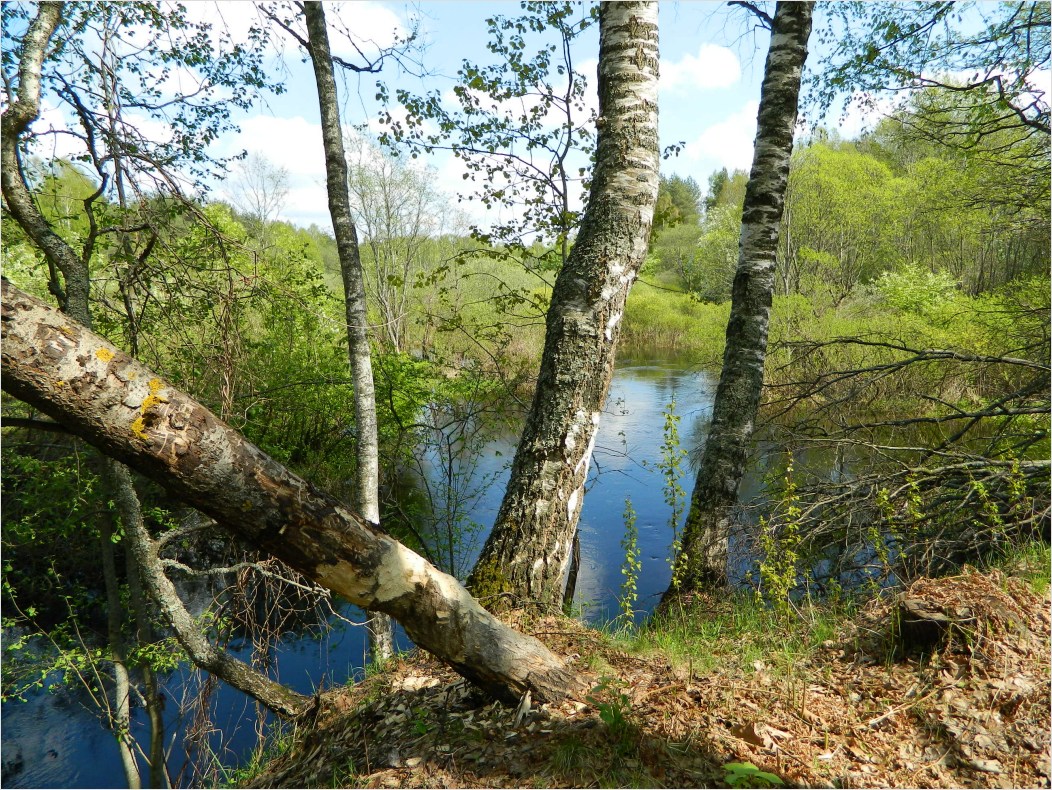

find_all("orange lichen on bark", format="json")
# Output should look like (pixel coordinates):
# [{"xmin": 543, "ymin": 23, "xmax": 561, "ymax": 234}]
[{"xmin": 131, "ymin": 378, "xmax": 168, "ymax": 441}]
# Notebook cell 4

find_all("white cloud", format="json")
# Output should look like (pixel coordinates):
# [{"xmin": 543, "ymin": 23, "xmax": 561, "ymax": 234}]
[
  {"xmin": 684, "ymin": 100, "xmax": 758, "ymax": 172},
  {"xmin": 219, "ymin": 114, "xmax": 331, "ymax": 227},
  {"xmin": 1027, "ymin": 67, "xmax": 1050, "ymax": 96},
  {"xmin": 279, "ymin": 183, "xmax": 332, "ymax": 228},
  {"xmin": 324, "ymin": 2, "xmax": 406, "ymax": 59},
  {"xmin": 230, "ymin": 115, "xmax": 326, "ymax": 178},
  {"xmin": 661, "ymin": 44, "xmax": 741, "ymax": 92}
]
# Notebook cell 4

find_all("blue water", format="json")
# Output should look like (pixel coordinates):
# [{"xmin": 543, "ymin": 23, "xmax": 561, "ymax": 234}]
[{"xmin": 1, "ymin": 358, "xmax": 718, "ymax": 788}]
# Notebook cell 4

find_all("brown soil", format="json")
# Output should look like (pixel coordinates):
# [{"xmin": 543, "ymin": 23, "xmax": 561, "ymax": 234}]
[{"xmin": 246, "ymin": 569, "xmax": 1050, "ymax": 788}]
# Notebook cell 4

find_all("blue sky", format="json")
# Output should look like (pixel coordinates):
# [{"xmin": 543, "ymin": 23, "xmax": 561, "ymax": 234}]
[
  {"xmin": 28, "ymin": 3, "xmax": 1047, "ymax": 233},
  {"xmin": 202, "ymin": 1, "xmax": 792, "ymax": 231},
  {"xmin": 26, "ymin": 2, "xmax": 907, "ymax": 232}
]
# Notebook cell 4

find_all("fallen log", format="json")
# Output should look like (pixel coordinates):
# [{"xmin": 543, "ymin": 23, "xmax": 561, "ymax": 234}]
[{"xmin": 0, "ymin": 279, "xmax": 581, "ymax": 704}]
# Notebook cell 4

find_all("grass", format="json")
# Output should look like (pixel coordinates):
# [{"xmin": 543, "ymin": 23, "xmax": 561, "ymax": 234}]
[
  {"xmin": 619, "ymin": 589, "xmax": 861, "ymax": 680},
  {"xmin": 611, "ymin": 538, "xmax": 1049, "ymax": 691},
  {"xmin": 622, "ymin": 276, "xmax": 728, "ymax": 360},
  {"xmin": 987, "ymin": 539, "xmax": 1051, "ymax": 596},
  {"xmin": 329, "ymin": 757, "xmax": 360, "ymax": 788},
  {"xmin": 220, "ymin": 722, "xmax": 297, "ymax": 787},
  {"xmin": 550, "ymin": 737, "xmax": 589, "ymax": 782}
]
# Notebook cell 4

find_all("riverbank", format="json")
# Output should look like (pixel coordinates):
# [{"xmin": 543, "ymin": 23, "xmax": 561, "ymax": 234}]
[{"xmin": 236, "ymin": 547, "xmax": 1050, "ymax": 789}]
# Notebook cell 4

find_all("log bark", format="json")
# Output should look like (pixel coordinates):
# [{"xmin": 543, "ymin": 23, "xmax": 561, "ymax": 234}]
[
  {"xmin": 664, "ymin": 1, "xmax": 814, "ymax": 600},
  {"xmin": 0, "ymin": 280, "xmax": 580, "ymax": 704},
  {"xmin": 467, "ymin": 1, "xmax": 660, "ymax": 612}
]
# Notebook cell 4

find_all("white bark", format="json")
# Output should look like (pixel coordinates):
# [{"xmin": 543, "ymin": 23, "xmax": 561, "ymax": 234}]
[
  {"xmin": 302, "ymin": 0, "xmax": 393, "ymax": 661},
  {"xmin": 468, "ymin": 1, "xmax": 660, "ymax": 611},
  {"xmin": 667, "ymin": 1, "xmax": 814, "ymax": 598}
]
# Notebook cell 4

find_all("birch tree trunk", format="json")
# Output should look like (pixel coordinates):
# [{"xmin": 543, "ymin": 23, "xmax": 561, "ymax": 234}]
[
  {"xmin": 116, "ymin": 467, "xmax": 172, "ymax": 788},
  {"xmin": 467, "ymin": 1, "xmax": 660, "ymax": 612},
  {"xmin": 302, "ymin": 0, "xmax": 393, "ymax": 662},
  {"xmin": 0, "ymin": 280, "xmax": 580, "ymax": 704},
  {"xmin": 98, "ymin": 497, "xmax": 142, "ymax": 789},
  {"xmin": 664, "ymin": 1, "xmax": 814, "ymax": 600}
]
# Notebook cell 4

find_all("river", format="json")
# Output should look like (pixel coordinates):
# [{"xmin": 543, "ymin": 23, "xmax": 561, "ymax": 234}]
[{"xmin": 0, "ymin": 355, "xmax": 762, "ymax": 788}]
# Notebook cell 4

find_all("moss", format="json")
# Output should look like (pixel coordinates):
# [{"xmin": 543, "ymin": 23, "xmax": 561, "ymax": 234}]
[{"xmin": 468, "ymin": 556, "xmax": 510, "ymax": 605}]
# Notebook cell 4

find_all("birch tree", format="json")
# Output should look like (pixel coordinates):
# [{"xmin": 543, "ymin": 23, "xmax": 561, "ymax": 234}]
[
  {"xmin": 664, "ymin": 1, "xmax": 814, "ymax": 598},
  {"xmin": 467, "ymin": 1, "xmax": 660, "ymax": 611},
  {"xmin": 299, "ymin": 0, "xmax": 393, "ymax": 662}
]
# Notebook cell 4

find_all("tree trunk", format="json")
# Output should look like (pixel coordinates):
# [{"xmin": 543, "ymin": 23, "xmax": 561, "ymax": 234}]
[
  {"xmin": 110, "ymin": 461, "xmax": 312, "ymax": 719},
  {"xmin": 301, "ymin": 0, "xmax": 394, "ymax": 663},
  {"xmin": 663, "ymin": 1, "xmax": 814, "ymax": 600},
  {"xmin": 122, "ymin": 517, "xmax": 171, "ymax": 789},
  {"xmin": 0, "ymin": 3, "xmax": 88, "ymax": 316},
  {"xmin": 467, "ymin": 1, "xmax": 660, "ymax": 612},
  {"xmin": 99, "ymin": 506, "xmax": 142, "ymax": 790},
  {"xmin": 0, "ymin": 281, "xmax": 580, "ymax": 704}
]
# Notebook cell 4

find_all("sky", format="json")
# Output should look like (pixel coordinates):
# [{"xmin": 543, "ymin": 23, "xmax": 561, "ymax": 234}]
[
  {"xmin": 23, "ymin": 1, "xmax": 946, "ymax": 234},
  {"xmin": 24, "ymin": 2, "xmax": 1048, "ymax": 235},
  {"xmin": 196, "ymin": 1, "xmax": 812, "ymax": 232}
]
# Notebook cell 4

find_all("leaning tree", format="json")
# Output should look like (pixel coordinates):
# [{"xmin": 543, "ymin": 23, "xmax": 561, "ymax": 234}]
[{"xmin": 467, "ymin": 0, "xmax": 661, "ymax": 612}]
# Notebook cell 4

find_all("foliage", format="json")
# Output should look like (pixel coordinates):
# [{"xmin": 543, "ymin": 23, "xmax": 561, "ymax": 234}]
[
  {"xmin": 872, "ymin": 264, "xmax": 960, "ymax": 317},
  {"xmin": 759, "ymin": 271, "xmax": 1050, "ymax": 583},
  {"xmin": 1, "ymin": 2, "xmax": 283, "ymax": 191},
  {"xmin": 618, "ymin": 496, "xmax": 641, "ymax": 626},
  {"xmin": 1, "ymin": 443, "xmax": 104, "ymax": 632},
  {"xmin": 724, "ymin": 761, "xmax": 785, "ymax": 788},
  {"xmin": 585, "ymin": 677, "xmax": 636, "ymax": 748},
  {"xmin": 651, "ymin": 167, "xmax": 745, "ymax": 302},
  {"xmin": 652, "ymin": 173, "xmax": 702, "ymax": 234},
  {"xmin": 780, "ymin": 142, "xmax": 901, "ymax": 301},
  {"xmin": 620, "ymin": 278, "xmax": 729, "ymax": 360},
  {"xmin": 659, "ymin": 397, "xmax": 688, "ymax": 593},
  {"xmin": 810, "ymin": 2, "xmax": 1050, "ymax": 140}
]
